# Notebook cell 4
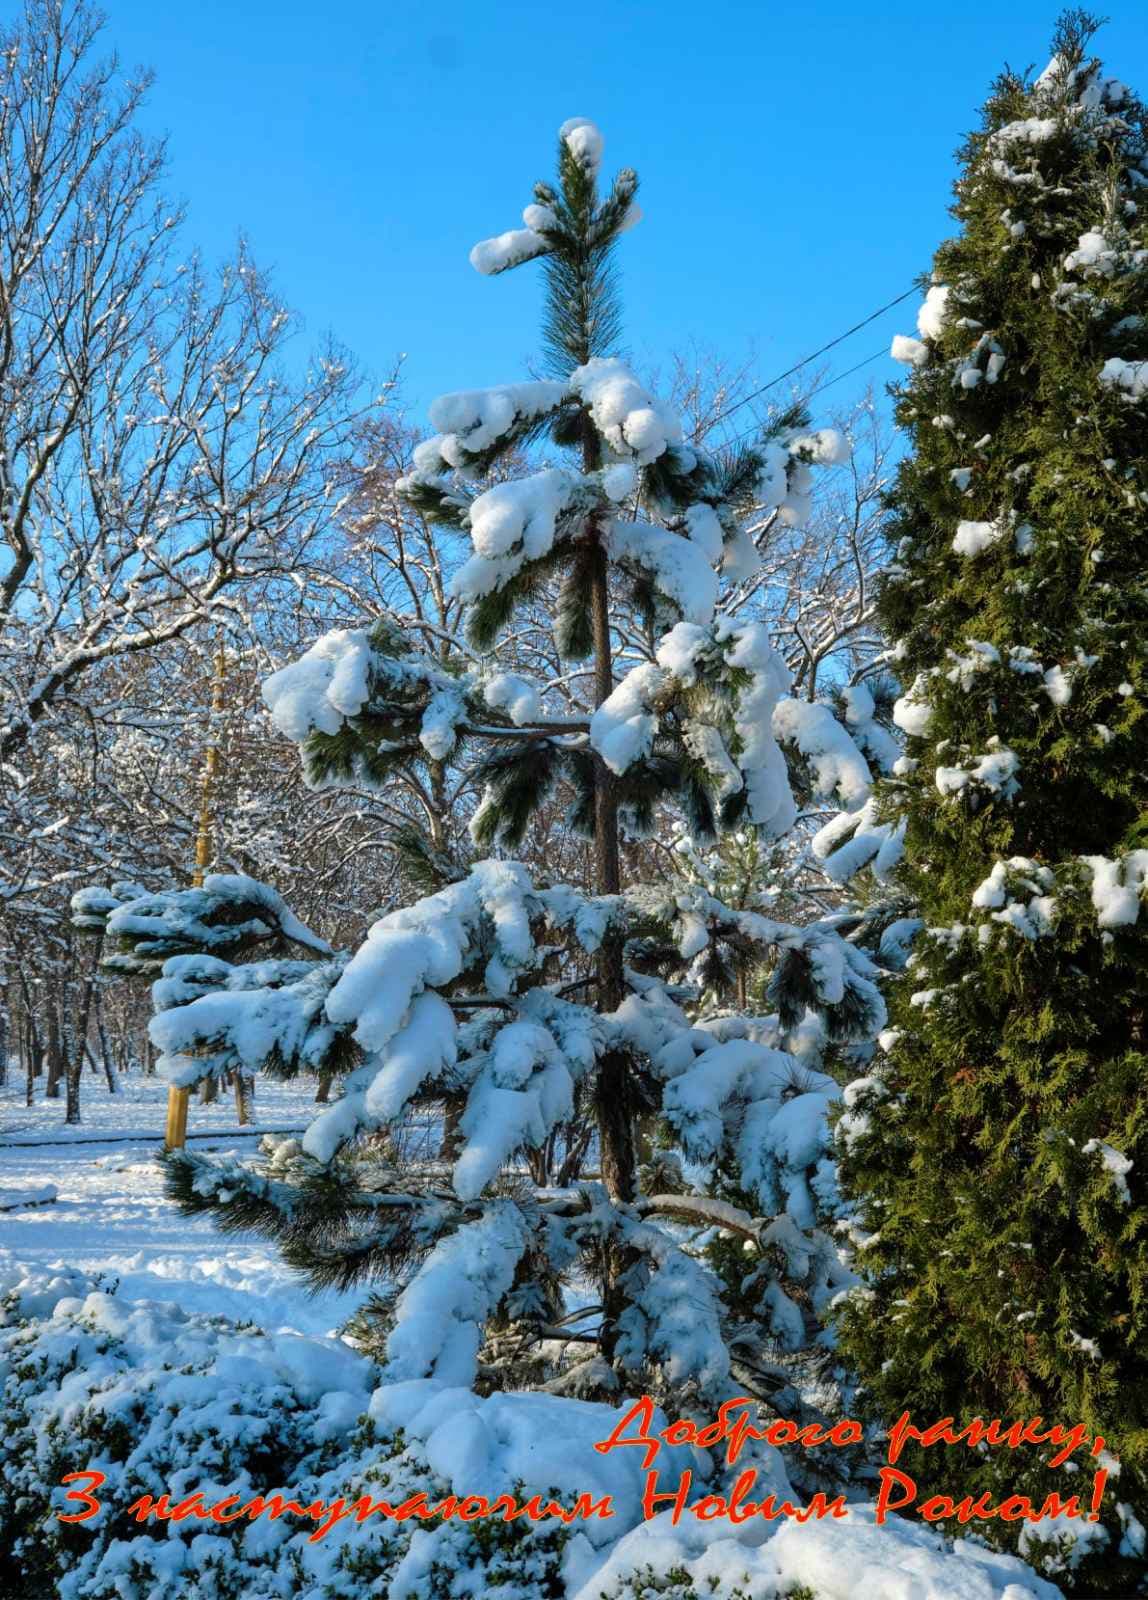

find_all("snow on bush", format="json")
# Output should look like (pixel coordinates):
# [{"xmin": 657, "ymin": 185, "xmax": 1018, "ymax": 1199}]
[
  {"xmin": 889, "ymin": 286, "xmax": 951, "ymax": 365},
  {"xmin": 953, "ymin": 518, "xmax": 1006, "ymax": 557},
  {"xmin": 0, "ymin": 1260, "xmax": 1067, "ymax": 1600},
  {"xmin": 1097, "ymin": 356, "xmax": 1148, "ymax": 400},
  {"xmin": 581, "ymin": 1507, "xmax": 1063, "ymax": 1600},
  {"xmin": 0, "ymin": 1261, "xmax": 640, "ymax": 1600}
]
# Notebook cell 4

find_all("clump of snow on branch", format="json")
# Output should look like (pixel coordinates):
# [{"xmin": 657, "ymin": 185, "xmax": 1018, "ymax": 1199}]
[
  {"xmin": 428, "ymin": 381, "xmax": 569, "ymax": 464},
  {"xmin": 560, "ymin": 115, "xmax": 605, "ymax": 173},
  {"xmin": 934, "ymin": 740, "xmax": 1020, "ymax": 801},
  {"xmin": 481, "ymin": 671, "xmax": 543, "ymax": 724},
  {"xmin": 613, "ymin": 1213, "xmax": 731, "ymax": 1391},
  {"xmin": 382, "ymin": 1203, "xmax": 530, "ymax": 1385},
  {"xmin": 841, "ymin": 682, "xmax": 901, "ymax": 774},
  {"xmin": 1098, "ymin": 357, "xmax": 1148, "ymax": 401},
  {"xmin": 969, "ymin": 858, "xmax": 1058, "ymax": 941},
  {"xmin": 453, "ymin": 468, "xmax": 578, "ymax": 599},
  {"xmin": 891, "ymin": 284, "xmax": 951, "ymax": 363},
  {"xmin": 470, "ymin": 222, "xmax": 554, "ymax": 277},
  {"xmin": 263, "ymin": 624, "xmax": 481, "ymax": 764},
  {"xmin": 590, "ymin": 662, "xmax": 665, "ymax": 775},
  {"xmin": 1082, "ymin": 1139, "xmax": 1133, "ymax": 1205},
  {"xmin": 263, "ymin": 628, "xmax": 374, "ymax": 739},
  {"xmin": 953, "ymin": 518, "xmax": 1007, "ymax": 557},
  {"xmin": 149, "ymin": 953, "xmax": 346, "ymax": 1088},
  {"xmin": 570, "ymin": 358, "xmax": 683, "ymax": 466},
  {"xmin": 590, "ymin": 619, "xmax": 809, "ymax": 838},
  {"xmin": 103, "ymin": 874, "xmax": 330, "ymax": 966},
  {"xmin": 892, "ymin": 672, "xmax": 935, "ymax": 737},
  {"xmin": 917, "ymin": 284, "xmax": 951, "ymax": 339},
  {"xmin": 1081, "ymin": 851, "xmax": 1148, "ymax": 929},
  {"xmin": 607, "ymin": 519, "xmax": 718, "ymax": 623},
  {"xmin": 812, "ymin": 799, "xmax": 905, "ymax": 885},
  {"xmin": 772, "ymin": 697, "xmax": 874, "ymax": 810}
]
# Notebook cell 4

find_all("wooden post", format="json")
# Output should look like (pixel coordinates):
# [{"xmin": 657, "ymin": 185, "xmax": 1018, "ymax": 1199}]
[
  {"xmin": 165, "ymin": 637, "xmax": 227, "ymax": 1150},
  {"xmin": 165, "ymin": 1080, "xmax": 190, "ymax": 1148}
]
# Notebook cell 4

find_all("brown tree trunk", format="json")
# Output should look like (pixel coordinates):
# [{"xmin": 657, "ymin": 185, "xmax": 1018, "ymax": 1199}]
[
  {"xmin": 234, "ymin": 1072, "xmax": 253, "ymax": 1125},
  {"xmin": 45, "ymin": 1001, "xmax": 63, "ymax": 1099},
  {"xmin": 439, "ymin": 1096, "xmax": 464, "ymax": 1162},
  {"xmin": 584, "ymin": 425, "xmax": 637, "ymax": 1209},
  {"xmin": 64, "ymin": 940, "xmax": 101, "ymax": 1125},
  {"xmin": 589, "ymin": 544, "xmax": 637, "ymax": 1205},
  {"xmin": 95, "ymin": 994, "xmax": 118, "ymax": 1093},
  {"xmin": 24, "ymin": 1014, "xmax": 39, "ymax": 1106},
  {"xmin": 580, "ymin": 412, "xmax": 641, "ymax": 1372},
  {"xmin": 315, "ymin": 1072, "xmax": 333, "ymax": 1103}
]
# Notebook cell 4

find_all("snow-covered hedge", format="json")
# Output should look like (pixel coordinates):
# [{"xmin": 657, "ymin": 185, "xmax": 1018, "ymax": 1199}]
[
  {"xmin": 0, "ymin": 1261, "xmax": 583, "ymax": 1599},
  {"xmin": 1, "ymin": 1261, "xmax": 1065, "ymax": 1599},
  {"xmin": 582, "ymin": 1511, "xmax": 1063, "ymax": 1600}
]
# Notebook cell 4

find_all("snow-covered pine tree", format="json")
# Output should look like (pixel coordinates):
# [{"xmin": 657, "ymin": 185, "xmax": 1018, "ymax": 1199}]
[
  {"xmin": 83, "ymin": 117, "xmax": 888, "ymax": 1424},
  {"xmin": 836, "ymin": 16, "xmax": 1148, "ymax": 1589}
]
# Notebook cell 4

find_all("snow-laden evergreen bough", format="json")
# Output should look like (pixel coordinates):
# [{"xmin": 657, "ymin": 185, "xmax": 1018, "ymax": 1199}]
[
  {"xmin": 77, "ymin": 119, "xmax": 888, "ymax": 1426},
  {"xmin": 835, "ymin": 17, "xmax": 1148, "ymax": 1594}
]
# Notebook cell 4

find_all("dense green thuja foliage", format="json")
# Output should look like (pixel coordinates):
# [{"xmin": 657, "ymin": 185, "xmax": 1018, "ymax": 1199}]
[{"xmin": 835, "ymin": 14, "xmax": 1148, "ymax": 1592}]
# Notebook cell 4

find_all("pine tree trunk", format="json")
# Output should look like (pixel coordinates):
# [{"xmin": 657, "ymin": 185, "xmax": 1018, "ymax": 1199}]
[
  {"xmin": 577, "ymin": 384, "xmax": 642, "ymax": 1370},
  {"xmin": 439, "ymin": 1096, "xmax": 464, "ymax": 1161},
  {"xmin": 588, "ymin": 511, "xmax": 637, "ymax": 1206},
  {"xmin": 315, "ymin": 1072, "xmax": 332, "ymax": 1103}
]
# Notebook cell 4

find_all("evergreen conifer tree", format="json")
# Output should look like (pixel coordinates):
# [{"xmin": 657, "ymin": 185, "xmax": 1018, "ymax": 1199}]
[
  {"xmin": 836, "ymin": 16, "xmax": 1148, "ymax": 1589},
  {"xmin": 79, "ymin": 118, "xmax": 887, "ymax": 1429}
]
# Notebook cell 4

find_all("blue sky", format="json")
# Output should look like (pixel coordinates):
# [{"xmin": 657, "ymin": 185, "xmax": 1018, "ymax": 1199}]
[{"xmin": 102, "ymin": 0, "xmax": 1146, "ymax": 425}]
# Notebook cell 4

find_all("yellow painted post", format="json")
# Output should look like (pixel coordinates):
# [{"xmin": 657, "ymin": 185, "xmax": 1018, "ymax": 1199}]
[
  {"xmin": 165, "ymin": 638, "xmax": 227, "ymax": 1150},
  {"xmin": 164, "ymin": 1079, "xmax": 190, "ymax": 1148}
]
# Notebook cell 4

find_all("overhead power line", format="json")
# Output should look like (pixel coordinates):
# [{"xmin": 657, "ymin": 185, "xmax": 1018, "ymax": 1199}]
[
  {"xmin": 724, "ymin": 344, "xmax": 893, "ymax": 448},
  {"xmin": 709, "ymin": 283, "xmax": 919, "ymax": 436}
]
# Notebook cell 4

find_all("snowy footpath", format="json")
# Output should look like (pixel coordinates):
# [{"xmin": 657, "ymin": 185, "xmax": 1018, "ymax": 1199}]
[{"xmin": 0, "ymin": 1075, "xmax": 364, "ymax": 1335}]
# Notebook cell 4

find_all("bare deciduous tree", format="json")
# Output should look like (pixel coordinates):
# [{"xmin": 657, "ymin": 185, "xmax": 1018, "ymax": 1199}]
[{"xmin": 0, "ymin": 0, "xmax": 359, "ymax": 765}]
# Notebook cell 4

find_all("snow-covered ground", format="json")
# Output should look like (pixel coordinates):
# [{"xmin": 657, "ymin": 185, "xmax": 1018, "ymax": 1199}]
[
  {"xmin": 0, "ymin": 1071, "xmax": 1070, "ymax": 1600},
  {"xmin": 0, "ymin": 1073, "xmax": 364, "ymax": 1335}
]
